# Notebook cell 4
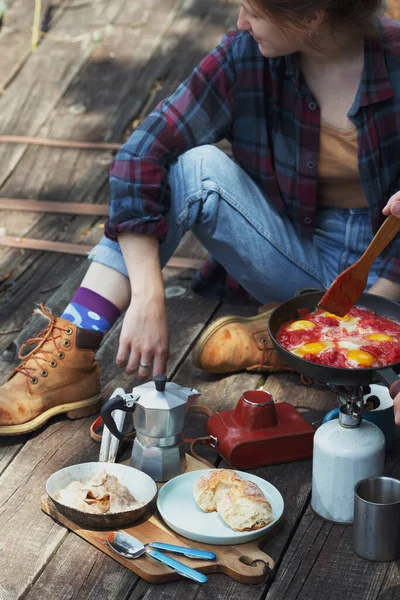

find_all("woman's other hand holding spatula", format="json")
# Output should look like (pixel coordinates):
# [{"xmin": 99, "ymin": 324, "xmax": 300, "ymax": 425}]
[
  {"xmin": 318, "ymin": 214, "xmax": 400, "ymax": 317},
  {"xmin": 382, "ymin": 190, "xmax": 400, "ymax": 218}
]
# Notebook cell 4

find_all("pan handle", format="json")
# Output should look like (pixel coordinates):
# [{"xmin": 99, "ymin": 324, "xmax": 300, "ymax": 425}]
[
  {"xmin": 294, "ymin": 287, "xmax": 325, "ymax": 297},
  {"xmin": 374, "ymin": 367, "xmax": 400, "ymax": 400},
  {"xmin": 100, "ymin": 393, "xmax": 139, "ymax": 440}
]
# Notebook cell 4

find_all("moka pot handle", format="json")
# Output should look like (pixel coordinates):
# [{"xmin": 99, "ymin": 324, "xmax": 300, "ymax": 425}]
[{"xmin": 100, "ymin": 393, "xmax": 139, "ymax": 440}]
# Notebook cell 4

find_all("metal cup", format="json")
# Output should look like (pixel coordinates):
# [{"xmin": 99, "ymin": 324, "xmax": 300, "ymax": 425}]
[{"xmin": 353, "ymin": 476, "xmax": 400, "ymax": 561}]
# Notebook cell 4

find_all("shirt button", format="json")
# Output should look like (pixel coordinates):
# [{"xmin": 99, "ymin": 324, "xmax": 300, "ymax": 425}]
[
  {"xmin": 307, "ymin": 161, "xmax": 315, "ymax": 170},
  {"xmin": 303, "ymin": 217, "xmax": 312, "ymax": 225},
  {"xmin": 309, "ymin": 102, "xmax": 317, "ymax": 110}
]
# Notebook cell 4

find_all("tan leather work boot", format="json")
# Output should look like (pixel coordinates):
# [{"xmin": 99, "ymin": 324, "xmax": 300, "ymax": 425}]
[
  {"xmin": 0, "ymin": 305, "xmax": 103, "ymax": 435},
  {"xmin": 192, "ymin": 303, "xmax": 295, "ymax": 374}
]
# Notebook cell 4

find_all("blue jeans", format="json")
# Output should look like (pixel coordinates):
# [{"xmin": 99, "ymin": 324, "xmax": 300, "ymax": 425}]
[{"xmin": 89, "ymin": 145, "xmax": 380, "ymax": 304}]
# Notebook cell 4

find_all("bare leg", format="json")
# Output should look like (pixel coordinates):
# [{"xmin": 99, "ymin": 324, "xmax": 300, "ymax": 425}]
[{"xmin": 79, "ymin": 262, "xmax": 131, "ymax": 313}]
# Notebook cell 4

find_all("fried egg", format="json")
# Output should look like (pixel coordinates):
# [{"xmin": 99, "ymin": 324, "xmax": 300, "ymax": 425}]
[
  {"xmin": 286, "ymin": 320, "xmax": 316, "ymax": 331},
  {"xmin": 323, "ymin": 312, "xmax": 351, "ymax": 322},
  {"xmin": 320, "ymin": 311, "xmax": 359, "ymax": 332},
  {"xmin": 346, "ymin": 349, "xmax": 375, "ymax": 367},
  {"xmin": 367, "ymin": 333, "xmax": 394, "ymax": 342},
  {"xmin": 293, "ymin": 341, "xmax": 334, "ymax": 357}
]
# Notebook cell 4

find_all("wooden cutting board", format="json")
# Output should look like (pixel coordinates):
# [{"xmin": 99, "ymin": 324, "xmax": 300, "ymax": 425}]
[{"xmin": 41, "ymin": 455, "xmax": 277, "ymax": 584}]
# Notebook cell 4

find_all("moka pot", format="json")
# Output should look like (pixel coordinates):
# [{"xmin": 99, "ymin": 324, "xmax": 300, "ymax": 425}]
[{"xmin": 100, "ymin": 375, "xmax": 200, "ymax": 482}]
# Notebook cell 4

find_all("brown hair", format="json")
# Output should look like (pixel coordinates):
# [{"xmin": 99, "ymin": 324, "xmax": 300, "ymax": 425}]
[{"xmin": 248, "ymin": 0, "xmax": 383, "ymax": 42}]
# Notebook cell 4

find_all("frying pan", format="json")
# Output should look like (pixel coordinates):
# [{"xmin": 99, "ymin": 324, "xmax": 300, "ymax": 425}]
[
  {"xmin": 46, "ymin": 462, "xmax": 158, "ymax": 529},
  {"xmin": 268, "ymin": 291, "xmax": 400, "ymax": 390}
]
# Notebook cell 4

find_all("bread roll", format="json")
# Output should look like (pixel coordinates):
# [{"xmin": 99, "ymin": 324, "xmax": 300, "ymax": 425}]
[
  {"xmin": 193, "ymin": 469, "xmax": 242, "ymax": 512},
  {"xmin": 193, "ymin": 469, "xmax": 274, "ymax": 531},
  {"xmin": 216, "ymin": 479, "xmax": 274, "ymax": 531}
]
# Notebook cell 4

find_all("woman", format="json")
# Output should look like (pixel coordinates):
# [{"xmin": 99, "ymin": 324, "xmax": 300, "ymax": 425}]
[{"xmin": 1, "ymin": 0, "xmax": 400, "ymax": 435}]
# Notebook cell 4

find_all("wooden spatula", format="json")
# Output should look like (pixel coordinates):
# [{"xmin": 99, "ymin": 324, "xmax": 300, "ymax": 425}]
[{"xmin": 318, "ymin": 214, "xmax": 400, "ymax": 317}]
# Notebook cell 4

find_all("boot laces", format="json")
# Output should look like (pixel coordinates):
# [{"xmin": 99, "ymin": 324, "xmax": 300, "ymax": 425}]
[
  {"xmin": 248, "ymin": 336, "xmax": 295, "ymax": 373},
  {"xmin": 14, "ymin": 304, "xmax": 71, "ymax": 380},
  {"xmin": 258, "ymin": 337, "xmax": 283, "ymax": 372}
]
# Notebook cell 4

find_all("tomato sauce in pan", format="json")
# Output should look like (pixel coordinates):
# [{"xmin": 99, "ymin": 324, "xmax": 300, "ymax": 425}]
[{"xmin": 276, "ymin": 307, "xmax": 400, "ymax": 369}]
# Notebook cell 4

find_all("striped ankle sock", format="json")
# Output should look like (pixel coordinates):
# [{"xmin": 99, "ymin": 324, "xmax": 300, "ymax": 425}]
[{"xmin": 61, "ymin": 287, "xmax": 121, "ymax": 333}]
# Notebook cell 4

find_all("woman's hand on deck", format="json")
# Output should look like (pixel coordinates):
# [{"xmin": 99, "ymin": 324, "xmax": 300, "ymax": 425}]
[
  {"xmin": 117, "ymin": 232, "xmax": 169, "ymax": 379},
  {"xmin": 383, "ymin": 191, "xmax": 400, "ymax": 217},
  {"xmin": 117, "ymin": 294, "xmax": 169, "ymax": 379}
]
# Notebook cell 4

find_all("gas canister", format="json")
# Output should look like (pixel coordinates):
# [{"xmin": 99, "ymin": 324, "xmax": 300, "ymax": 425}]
[{"xmin": 311, "ymin": 405, "xmax": 385, "ymax": 523}]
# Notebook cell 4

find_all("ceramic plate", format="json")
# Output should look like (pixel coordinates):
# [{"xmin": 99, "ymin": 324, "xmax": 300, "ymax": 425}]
[{"xmin": 157, "ymin": 469, "xmax": 284, "ymax": 545}]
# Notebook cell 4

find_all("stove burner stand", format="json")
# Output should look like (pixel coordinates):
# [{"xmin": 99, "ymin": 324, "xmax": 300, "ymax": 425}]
[{"xmin": 328, "ymin": 384, "xmax": 380, "ymax": 427}]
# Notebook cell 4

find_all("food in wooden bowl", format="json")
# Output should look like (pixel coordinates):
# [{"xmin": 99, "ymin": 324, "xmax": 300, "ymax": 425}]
[
  {"xmin": 276, "ymin": 307, "xmax": 400, "ymax": 369},
  {"xmin": 46, "ymin": 463, "xmax": 158, "ymax": 528},
  {"xmin": 193, "ymin": 469, "xmax": 274, "ymax": 531},
  {"xmin": 55, "ymin": 470, "xmax": 144, "ymax": 514}
]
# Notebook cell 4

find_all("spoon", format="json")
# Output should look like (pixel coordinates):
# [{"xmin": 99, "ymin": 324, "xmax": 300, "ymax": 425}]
[{"xmin": 107, "ymin": 531, "xmax": 209, "ymax": 584}]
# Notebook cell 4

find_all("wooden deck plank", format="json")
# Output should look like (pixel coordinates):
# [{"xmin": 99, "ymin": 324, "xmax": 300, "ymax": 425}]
[
  {"xmin": 23, "ymin": 533, "xmax": 139, "ymax": 600},
  {"xmin": 264, "ymin": 506, "xmax": 389, "ymax": 600},
  {"xmin": 0, "ymin": 5, "xmax": 234, "ymax": 281},
  {"xmin": 111, "ymin": 0, "xmax": 239, "ymax": 138},
  {"xmin": 0, "ymin": 0, "xmax": 231, "ymax": 211},
  {"xmin": 128, "ymin": 574, "xmax": 268, "ymax": 600},
  {"xmin": 0, "ymin": 0, "xmax": 131, "ymax": 188},
  {"xmin": 377, "ymin": 562, "xmax": 400, "ymax": 600},
  {"xmin": 0, "ymin": 0, "xmax": 72, "ymax": 93},
  {"xmin": 0, "ymin": 0, "xmax": 231, "ymax": 307},
  {"xmin": 0, "ymin": 436, "xmax": 26, "ymax": 474}
]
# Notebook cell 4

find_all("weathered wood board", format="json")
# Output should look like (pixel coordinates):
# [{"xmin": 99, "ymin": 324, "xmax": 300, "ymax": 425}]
[{"xmin": 0, "ymin": 0, "xmax": 72, "ymax": 93}]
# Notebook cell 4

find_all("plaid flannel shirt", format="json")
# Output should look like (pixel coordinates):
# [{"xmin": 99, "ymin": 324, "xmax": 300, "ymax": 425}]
[{"xmin": 107, "ymin": 17, "xmax": 400, "ymax": 283}]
